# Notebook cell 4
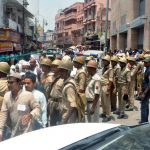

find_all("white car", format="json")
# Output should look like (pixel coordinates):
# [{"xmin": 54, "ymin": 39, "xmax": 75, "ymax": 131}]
[
  {"xmin": 0, "ymin": 123, "xmax": 119, "ymax": 150},
  {"xmin": 0, "ymin": 123, "xmax": 150, "ymax": 150}
]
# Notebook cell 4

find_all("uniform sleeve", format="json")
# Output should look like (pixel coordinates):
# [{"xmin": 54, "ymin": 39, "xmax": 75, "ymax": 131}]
[
  {"xmin": 78, "ymin": 72, "xmax": 86, "ymax": 91},
  {"xmin": 109, "ymin": 69, "xmax": 114, "ymax": 82},
  {"xmin": 40, "ymin": 94, "xmax": 47, "ymax": 127},
  {"xmin": 0, "ymin": 96, "xmax": 8, "ymax": 134},
  {"xmin": 66, "ymin": 86, "xmax": 77, "ymax": 108},
  {"xmin": 94, "ymin": 80, "xmax": 101, "ymax": 95},
  {"xmin": 126, "ymin": 71, "xmax": 131, "ymax": 82},
  {"xmin": 131, "ymin": 66, "xmax": 138, "ymax": 77},
  {"xmin": 29, "ymin": 94, "xmax": 40, "ymax": 119}
]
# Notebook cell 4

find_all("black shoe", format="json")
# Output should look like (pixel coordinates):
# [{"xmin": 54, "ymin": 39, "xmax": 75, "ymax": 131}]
[
  {"xmin": 125, "ymin": 106, "xmax": 134, "ymax": 111},
  {"xmin": 117, "ymin": 114, "xmax": 128, "ymax": 119},
  {"xmin": 99, "ymin": 113, "xmax": 106, "ymax": 118},
  {"xmin": 111, "ymin": 108, "xmax": 117, "ymax": 112},
  {"xmin": 102, "ymin": 116, "xmax": 111, "ymax": 122},
  {"xmin": 113, "ymin": 111, "xmax": 120, "ymax": 115}
]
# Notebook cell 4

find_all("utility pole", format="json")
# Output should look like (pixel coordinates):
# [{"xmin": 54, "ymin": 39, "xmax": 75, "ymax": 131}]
[
  {"xmin": 22, "ymin": 0, "xmax": 29, "ymax": 55},
  {"xmin": 104, "ymin": 0, "xmax": 109, "ymax": 53}
]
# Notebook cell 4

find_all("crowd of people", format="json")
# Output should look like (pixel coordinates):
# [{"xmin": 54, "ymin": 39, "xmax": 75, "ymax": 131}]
[{"xmin": 0, "ymin": 48, "xmax": 149, "ymax": 141}]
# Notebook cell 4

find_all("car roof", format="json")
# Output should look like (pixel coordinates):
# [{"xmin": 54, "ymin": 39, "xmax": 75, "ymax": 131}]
[{"xmin": 0, "ymin": 123, "xmax": 119, "ymax": 150}]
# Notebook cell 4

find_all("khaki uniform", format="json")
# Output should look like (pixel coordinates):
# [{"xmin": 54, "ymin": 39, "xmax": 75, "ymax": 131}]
[
  {"xmin": 74, "ymin": 68, "xmax": 86, "ymax": 118},
  {"xmin": 74, "ymin": 68, "xmax": 86, "ymax": 92},
  {"xmin": 48, "ymin": 75, "xmax": 64, "ymax": 126},
  {"xmin": 137, "ymin": 61, "xmax": 144, "ymax": 96},
  {"xmin": 0, "ymin": 78, "xmax": 8, "ymax": 110},
  {"xmin": 110, "ymin": 65, "xmax": 120, "ymax": 111},
  {"xmin": 128, "ymin": 64, "xmax": 138, "ymax": 108},
  {"xmin": 40, "ymin": 72, "xmax": 52, "ymax": 98},
  {"xmin": 0, "ymin": 90, "xmax": 40, "ymax": 138},
  {"xmin": 61, "ymin": 78, "xmax": 79, "ymax": 124},
  {"xmin": 100, "ymin": 66, "xmax": 114, "ymax": 117},
  {"xmin": 117, "ymin": 67, "xmax": 131, "ymax": 114},
  {"xmin": 85, "ymin": 73, "xmax": 101, "ymax": 122}
]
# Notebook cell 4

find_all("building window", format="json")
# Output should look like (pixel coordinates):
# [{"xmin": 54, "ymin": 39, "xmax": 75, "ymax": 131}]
[
  {"xmin": 139, "ymin": 0, "xmax": 145, "ymax": 16},
  {"xmin": 113, "ymin": 21, "xmax": 116, "ymax": 30},
  {"xmin": 121, "ymin": 15, "xmax": 126, "ymax": 25}
]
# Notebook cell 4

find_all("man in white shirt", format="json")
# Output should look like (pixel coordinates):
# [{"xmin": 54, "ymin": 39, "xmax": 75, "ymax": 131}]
[{"xmin": 24, "ymin": 72, "xmax": 47, "ymax": 128}]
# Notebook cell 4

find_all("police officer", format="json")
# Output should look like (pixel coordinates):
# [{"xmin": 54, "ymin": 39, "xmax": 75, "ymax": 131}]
[
  {"xmin": 110, "ymin": 56, "xmax": 120, "ymax": 112},
  {"xmin": 136, "ymin": 54, "xmax": 144, "ymax": 100},
  {"xmin": 73, "ymin": 56, "xmax": 86, "ymax": 93},
  {"xmin": 139, "ymin": 57, "xmax": 150, "ymax": 123},
  {"xmin": 40, "ymin": 58, "xmax": 52, "ymax": 98},
  {"xmin": 0, "ymin": 62, "xmax": 10, "ymax": 110},
  {"xmin": 48, "ymin": 59, "xmax": 63, "ymax": 126},
  {"xmin": 73, "ymin": 56, "xmax": 86, "ymax": 119},
  {"xmin": 117, "ymin": 57, "xmax": 131, "ymax": 119},
  {"xmin": 100, "ymin": 55, "xmax": 113, "ymax": 122},
  {"xmin": 126, "ymin": 57, "xmax": 139, "ymax": 110},
  {"xmin": 85, "ymin": 60, "xmax": 101, "ymax": 122},
  {"xmin": 58, "ymin": 60, "xmax": 81, "ymax": 124}
]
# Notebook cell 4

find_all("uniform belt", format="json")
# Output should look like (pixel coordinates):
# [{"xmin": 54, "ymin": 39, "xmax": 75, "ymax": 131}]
[
  {"xmin": 50, "ymin": 98, "xmax": 61, "ymax": 102},
  {"xmin": 87, "ymin": 101, "xmax": 93, "ymax": 103}
]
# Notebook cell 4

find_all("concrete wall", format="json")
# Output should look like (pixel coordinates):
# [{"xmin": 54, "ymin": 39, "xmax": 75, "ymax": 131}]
[{"xmin": 0, "ymin": 0, "xmax": 4, "ymax": 27}]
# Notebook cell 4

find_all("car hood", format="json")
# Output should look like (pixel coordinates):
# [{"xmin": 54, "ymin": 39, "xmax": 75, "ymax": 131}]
[{"xmin": 0, "ymin": 123, "xmax": 120, "ymax": 150}]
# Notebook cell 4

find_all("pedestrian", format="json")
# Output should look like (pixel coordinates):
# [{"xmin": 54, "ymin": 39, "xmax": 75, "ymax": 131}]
[
  {"xmin": 24, "ymin": 71, "xmax": 47, "ymax": 128},
  {"xmin": 126, "ymin": 57, "xmax": 139, "ymax": 110},
  {"xmin": 0, "ymin": 72, "xmax": 40, "ymax": 141},
  {"xmin": 48, "ymin": 59, "xmax": 63, "ymax": 126},
  {"xmin": 0, "ymin": 62, "xmax": 10, "ymax": 110},
  {"xmin": 110, "ymin": 56, "xmax": 120, "ymax": 112},
  {"xmin": 100, "ymin": 55, "xmax": 113, "ymax": 122},
  {"xmin": 58, "ymin": 60, "xmax": 81, "ymax": 124},
  {"xmin": 139, "ymin": 57, "xmax": 150, "ymax": 123},
  {"xmin": 73, "ymin": 56, "xmax": 87, "ymax": 117},
  {"xmin": 116, "ymin": 57, "xmax": 131, "ymax": 119},
  {"xmin": 40, "ymin": 58, "xmax": 52, "ymax": 99},
  {"xmin": 85, "ymin": 60, "xmax": 101, "ymax": 122}
]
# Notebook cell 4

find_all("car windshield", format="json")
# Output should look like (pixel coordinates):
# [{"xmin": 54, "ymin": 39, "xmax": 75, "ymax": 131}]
[
  {"xmin": 101, "ymin": 124, "xmax": 150, "ymax": 150},
  {"xmin": 61, "ymin": 124, "xmax": 150, "ymax": 150}
]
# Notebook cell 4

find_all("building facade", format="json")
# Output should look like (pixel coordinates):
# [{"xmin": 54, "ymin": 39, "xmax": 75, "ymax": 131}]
[
  {"xmin": 110, "ymin": 0, "xmax": 150, "ymax": 50},
  {"xmin": 83, "ymin": 0, "xmax": 111, "ymax": 50},
  {"xmin": 55, "ymin": 2, "xmax": 84, "ymax": 48},
  {"xmin": 0, "ymin": 0, "xmax": 34, "ymax": 54}
]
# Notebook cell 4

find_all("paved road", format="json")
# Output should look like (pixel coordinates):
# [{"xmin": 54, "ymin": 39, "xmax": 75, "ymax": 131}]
[{"xmin": 99, "ymin": 99, "xmax": 142, "ymax": 126}]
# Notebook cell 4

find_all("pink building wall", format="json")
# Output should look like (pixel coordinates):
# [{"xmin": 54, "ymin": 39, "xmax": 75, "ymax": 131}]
[{"xmin": 55, "ymin": 2, "xmax": 84, "ymax": 47}]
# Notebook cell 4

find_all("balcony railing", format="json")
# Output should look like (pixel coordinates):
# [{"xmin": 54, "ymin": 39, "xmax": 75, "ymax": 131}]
[
  {"xmin": 64, "ymin": 24, "xmax": 77, "ymax": 30},
  {"xmin": 65, "ymin": 12, "xmax": 77, "ymax": 21}
]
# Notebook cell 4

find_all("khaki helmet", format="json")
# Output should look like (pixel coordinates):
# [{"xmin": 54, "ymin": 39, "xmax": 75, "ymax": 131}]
[
  {"xmin": 73, "ymin": 56, "xmax": 84, "ymax": 64},
  {"xmin": 102, "ymin": 55, "xmax": 111, "ymax": 62},
  {"xmin": 139, "ymin": 54, "xmax": 144, "ymax": 59},
  {"xmin": 58, "ymin": 60, "xmax": 73, "ymax": 71},
  {"xmin": 111, "ymin": 56, "xmax": 118, "ymax": 62},
  {"xmin": 127, "ymin": 56, "xmax": 136, "ymax": 62},
  {"xmin": 118, "ymin": 57, "xmax": 127, "ymax": 64},
  {"xmin": 86, "ymin": 56, "xmax": 93, "ymax": 61},
  {"xmin": 144, "ymin": 54, "xmax": 150, "ymax": 59},
  {"xmin": 51, "ymin": 59, "xmax": 61, "ymax": 66},
  {"xmin": 40, "ymin": 58, "xmax": 52, "ymax": 66},
  {"xmin": 0, "ymin": 62, "xmax": 10, "ymax": 74},
  {"xmin": 87, "ymin": 60, "xmax": 97, "ymax": 69}
]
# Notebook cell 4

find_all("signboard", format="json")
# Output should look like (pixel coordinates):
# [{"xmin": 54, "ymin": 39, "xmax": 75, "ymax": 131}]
[
  {"xmin": 0, "ymin": 29, "xmax": 20, "ymax": 43},
  {"xmin": 0, "ymin": 30, "xmax": 7, "ymax": 41},
  {"xmin": 0, "ymin": 42, "xmax": 13, "ymax": 52}
]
